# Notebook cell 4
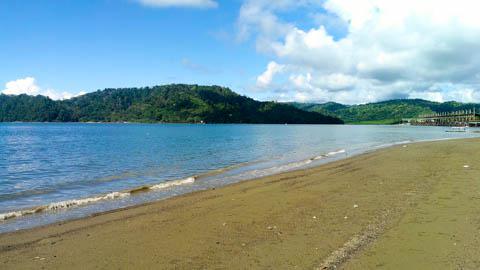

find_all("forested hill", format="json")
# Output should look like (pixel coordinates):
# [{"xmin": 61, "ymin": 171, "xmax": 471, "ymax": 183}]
[
  {"xmin": 0, "ymin": 84, "xmax": 343, "ymax": 124},
  {"xmin": 292, "ymin": 99, "xmax": 480, "ymax": 124}
]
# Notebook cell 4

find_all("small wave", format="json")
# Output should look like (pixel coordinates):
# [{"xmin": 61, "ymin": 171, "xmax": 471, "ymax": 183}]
[
  {"xmin": 312, "ymin": 149, "xmax": 346, "ymax": 161},
  {"xmin": 0, "ymin": 192, "xmax": 130, "ymax": 221},
  {"xmin": 0, "ymin": 208, "xmax": 43, "ymax": 221},
  {"xmin": 150, "ymin": 176, "xmax": 196, "ymax": 190},
  {"xmin": 326, "ymin": 149, "xmax": 346, "ymax": 156},
  {"xmin": 274, "ymin": 159, "xmax": 313, "ymax": 171},
  {"xmin": 45, "ymin": 192, "xmax": 130, "ymax": 211},
  {"xmin": 232, "ymin": 150, "xmax": 347, "ymax": 180},
  {"xmin": 372, "ymin": 140, "xmax": 413, "ymax": 150},
  {"xmin": 261, "ymin": 149, "xmax": 348, "ymax": 175},
  {"xmin": 0, "ymin": 171, "xmax": 143, "ymax": 202},
  {"xmin": 278, "ymin": 149, "xmax": 347, "ymax": 170},
  {"xmin": 0, "ymin": 177, "xmax": 197, "ymax": 222}
]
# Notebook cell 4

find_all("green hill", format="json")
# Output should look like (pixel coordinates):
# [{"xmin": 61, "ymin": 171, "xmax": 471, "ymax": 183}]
[
  {"xmin": 0, "ymin": 84, "xmax": 343, "ymax": 124},
  {"xmin": 0, "ymin": 94, "xmax": 73, "ymax": 122},
  {"xmin": 292, "ymin": 99, "xmax": 480, "ymax": 124}
]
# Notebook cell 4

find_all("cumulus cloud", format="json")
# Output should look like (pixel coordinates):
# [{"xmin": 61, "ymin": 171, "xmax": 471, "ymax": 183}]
[
  {"xmin": 2, "ymin": 77, "xmax": 85, "ymax": 100},
  {"xmin": 136, "ymin": 0, "xmax": 217, "ymax": 8},
  {"xmin": 256, "ymin": 61, "xmax": 285, "ymax": 88},
  {"xmin": 2, "ymin": 77, "xmax": 40, "ymax": 96},
  {"xmin": 240, "ymin": 0, "xmax": 480, "ymax": 104}
]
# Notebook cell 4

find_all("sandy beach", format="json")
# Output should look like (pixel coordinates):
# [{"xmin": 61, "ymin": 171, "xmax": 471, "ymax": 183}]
[{"xmin": 1, "ymin": 138, "xmax": 480, "ymax": 269}]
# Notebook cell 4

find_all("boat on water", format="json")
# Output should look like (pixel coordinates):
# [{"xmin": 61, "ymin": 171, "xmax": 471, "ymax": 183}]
[{"xmin": 446, "ymin": 126, "xmax": 468, "ymax": 132}]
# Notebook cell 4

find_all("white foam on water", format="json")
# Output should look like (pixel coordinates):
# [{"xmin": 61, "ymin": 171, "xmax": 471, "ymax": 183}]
[
  {"xmin": 231, "ymin": 149, "xmax": 352, "ymax": 181},
  {"xmin": 313, "ymin": 155, "xmax": 326, "ymax": 160},
  {"xmin": 0, "ymin": 209, "xmax": 38, "ymax": 221},
  {"xmin": 326, "ymin": 149, "xmax": 346, "ymax": 156},
  {"xmin": 0, "ymin": 177, "xmax": 197, "ymax": 221},
  {"xmin": 0, "ymin": 192, "xmax": 130, "ymax": 221},
  {"xmin": 312, "ymin": 148, "xmax": 345, "ymax": 160},
  {"xmin": 45, "ymin": 192, "xmax": 130, "ymax": 211},
  {"xmin": 150, "ymin": 176, "xmax": 196, "ymax": 190}
]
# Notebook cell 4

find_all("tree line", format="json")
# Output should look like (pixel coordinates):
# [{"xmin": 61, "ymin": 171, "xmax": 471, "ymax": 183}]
[{"xmin": 0, "ymin": 84, "xmax": 343, "ymax": 124}]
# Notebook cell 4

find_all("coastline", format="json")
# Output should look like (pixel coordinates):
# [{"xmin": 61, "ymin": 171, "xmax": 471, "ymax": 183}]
[
  {"xmin": 2, "ymin": 138, "xmax": 480, "ymax": 269},
  {"xmin": 0, "ymin": 134, "xmax": 403, "ymax": 232},
  {"xmin": 0, "ymin": 144, "xmax": 352, "ymax": 231}
]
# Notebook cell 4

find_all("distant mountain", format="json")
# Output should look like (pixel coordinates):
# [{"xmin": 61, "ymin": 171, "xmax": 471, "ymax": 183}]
[
  {"xmin": 291, "ymin": 99, "xmax": 480, "ymax": 124},
  {"xmin": 0, "ymin": 84, "xmax": 343, "ymax": 124}
]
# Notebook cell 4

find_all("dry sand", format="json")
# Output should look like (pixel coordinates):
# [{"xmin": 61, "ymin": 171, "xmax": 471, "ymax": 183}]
[{"xmin": 1, "ymin": 138, "xmax": 480, "ymax": 269}]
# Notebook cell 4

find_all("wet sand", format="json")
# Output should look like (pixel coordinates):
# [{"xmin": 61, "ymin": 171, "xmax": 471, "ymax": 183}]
[{"xmin": 1, "ymin": 138, "xmax": 480, "ymax": 269}]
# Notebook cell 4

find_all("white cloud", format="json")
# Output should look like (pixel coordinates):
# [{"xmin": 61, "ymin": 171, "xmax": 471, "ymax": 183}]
[
  {"xmin": 290, "ymin": 73, "xmax": 358, "ymax": 92},
  {"xmin": 136, "ymin": 0, "xmax": 217, "ymax": 8},
  {"xmin": 240, "ymin": 0, "xmax": 480, "ymax": 104},
  {"xmin": 2, "ymin": 77, "xmax": 40, "ymax": 96},
  {"xmin": 2, "ymin": 77, "xmax": 84, "ymax": 100},
  {"xmin": 410, "ymin": 84, "xmax": 480, "ymax": 103},
  {"xmin": 256, "ymin": 61, "xmax": 285, "ymax": 88}
]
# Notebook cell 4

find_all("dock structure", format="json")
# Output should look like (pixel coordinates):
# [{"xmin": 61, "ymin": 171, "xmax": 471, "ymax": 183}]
[{"xmin": 407, "ymin": 109, "xmax": 480, "ymax": 127}]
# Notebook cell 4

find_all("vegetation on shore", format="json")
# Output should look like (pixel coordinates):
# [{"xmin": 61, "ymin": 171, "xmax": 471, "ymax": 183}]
[
  {"xmin": 292, "ymin": 99, "xmax": 480, "ymax": 124},
  {"xmin": 0, "ymin": 84, "xmax": 343, "ymax": 124},
  {"xmin": 7, "ymin": 85, "xmax": 480, "ymax": 125}
]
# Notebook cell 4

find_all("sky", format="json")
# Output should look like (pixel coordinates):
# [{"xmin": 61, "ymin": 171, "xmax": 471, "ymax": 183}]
[{"xmin": 2, "ymin": 0, "xmax": 480, "ymax": 104}]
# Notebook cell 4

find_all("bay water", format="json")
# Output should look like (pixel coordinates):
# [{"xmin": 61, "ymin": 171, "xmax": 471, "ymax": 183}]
[{"xmin": 0, "ymin": 123, "xmax": 478, "ymax": 232}]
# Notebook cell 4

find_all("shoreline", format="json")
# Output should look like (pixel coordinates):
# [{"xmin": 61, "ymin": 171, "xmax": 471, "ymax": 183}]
[
  {"xmin": 0, "ymin": 137, "xmax": 418, "ymax": 233},
  {"xmin": 2, "ymin": 138, "xmax": 480, "ymax": 269},
  {"xmin": 0, "ymin": 146, "xmax": 349, "ymax": 230},
  {"xmin": 0, "ymin": 136, "xmax": 472, "ymax": 233},
  {"xmin": 0, "ymin": 146, "xmax": 368, "ymax": 235}
]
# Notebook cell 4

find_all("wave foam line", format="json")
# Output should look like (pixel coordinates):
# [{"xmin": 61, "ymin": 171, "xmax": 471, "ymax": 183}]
[
  {"xmin": 312, "ymin": 149, "xmax": 346, "ymax": 160},
  {"xmin": 326, "ymin": 149, "xmax": 346, "ymax": 156},
  {"xmin": 238, "ymin": 149, "xmax": 349, "ymax": 180},
  {"xmin": 0, "ymin": 192, "xmax": 130, "ymax": 221},
  {"xmin": 272, "ymin": 159, "xmax": 313, "ymax": 172},
  {"xmin": 150, "ymin": 176, "xmax": 196, "ymax": 190},
  {"xmin": 46, "ymin": 192, "xmax": 130, "ymax": 211},
  {"xmin": 0, "ymin": 176, "xmax": 197, "ymax": 221}
]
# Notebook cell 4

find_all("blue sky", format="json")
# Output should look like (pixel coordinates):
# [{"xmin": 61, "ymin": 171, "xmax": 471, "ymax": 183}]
[
  {"xmin": 2, "ymin": 0, "xmax": 480, "ymax": 104},
  {"xmin": 0, "ymin": 0, "xmax": 267, "ymax": 97}
]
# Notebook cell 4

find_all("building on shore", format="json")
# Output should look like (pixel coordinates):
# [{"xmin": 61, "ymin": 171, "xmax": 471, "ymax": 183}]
[{"xmin": 404, "ymin": 109, "xmax": 480, "ymax": 127}]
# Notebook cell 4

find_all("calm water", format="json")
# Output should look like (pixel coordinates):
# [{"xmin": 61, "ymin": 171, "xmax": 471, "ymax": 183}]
[{"xmin": 1, "ymin": 123, "xmax": 479, "ymax": 232}]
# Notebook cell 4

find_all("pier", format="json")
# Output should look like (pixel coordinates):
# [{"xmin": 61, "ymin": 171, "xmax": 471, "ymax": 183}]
[{"xmin": 406, "ymin": 109, "xmax": 480, "ymax": 127}]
